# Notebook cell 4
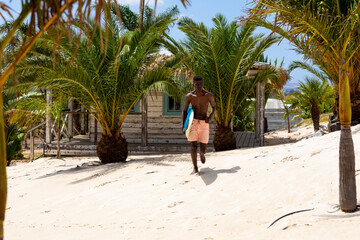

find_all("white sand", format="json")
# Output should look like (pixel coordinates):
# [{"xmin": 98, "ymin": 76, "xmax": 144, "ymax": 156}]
[{"xmin": 5, "ymin": 124, "xmax": 360, "ymax": 240}]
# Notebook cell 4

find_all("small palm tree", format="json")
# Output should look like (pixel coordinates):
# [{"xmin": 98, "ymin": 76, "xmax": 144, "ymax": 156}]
[
  {"xmin": 170, "ymin": 14, "xmax": 280, "ymax": 151},
  {"xmin": 290, "ymin": 78, "xmax": 334, "ymax": 131},
  {"xmin": 274, "ymin": 89, "xmax": 297, "ymax": 133}
]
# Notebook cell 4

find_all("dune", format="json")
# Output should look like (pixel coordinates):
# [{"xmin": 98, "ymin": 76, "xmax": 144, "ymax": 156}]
[{"xmin": 5, "ymin": 124, "xmax": 360, "ymax": 240}]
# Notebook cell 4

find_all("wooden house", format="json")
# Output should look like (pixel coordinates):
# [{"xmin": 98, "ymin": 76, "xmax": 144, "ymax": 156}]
[
  {"xmin": 89, "ymin": 82, "xmax": 216, "ymax": 147},
  {"xmin": 43, "ymin": 62, "xmax": 274, "ymax": 156}
]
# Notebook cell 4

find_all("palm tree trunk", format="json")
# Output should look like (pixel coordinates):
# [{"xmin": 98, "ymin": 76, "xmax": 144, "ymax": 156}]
[
  {"xmin": 338, "ymin": 60, "xmax": 357, "ymax": 212},
  {"xmin": 339, "ymin": 125, "xmax": 356, "ymax": 212},
  {"xmin": 96, "ymin": 132, "xmax": 128, "ymax": 164},
  {"xmin": 332, "ymin": 92, "xmax": 360, "ymax": 126},
  {"xmin": 310, "ymin": 103, "xmax": 320, "ymax": 131},
  {"xmin": 0, "ymin": 90, "xmax": 8, "ymax": 240},
  {"xmin": 138, "ymin": 0, "xmax": 145, "ymax": 29},
  {"xmin": 213, "ymin": 125, "xmax": 236, "ymax": 151},
  {"xmin": 286, "ymin": 109, "xmax": 290, "ymax": 133},
  {"xmin": 154, "ymin": 0, "xmax": 158, "ymax": 16}
]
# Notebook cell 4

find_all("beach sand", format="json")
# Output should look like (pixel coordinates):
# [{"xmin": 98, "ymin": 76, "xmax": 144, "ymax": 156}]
[{"xmin": 5, "ymin": 124, "xmax": 360, "ymax": 240}]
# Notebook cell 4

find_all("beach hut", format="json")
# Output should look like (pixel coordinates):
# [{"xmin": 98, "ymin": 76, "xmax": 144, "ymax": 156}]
[{"xmin": 43, "ymin": 62, "xmax": 275, "ymax": 155}]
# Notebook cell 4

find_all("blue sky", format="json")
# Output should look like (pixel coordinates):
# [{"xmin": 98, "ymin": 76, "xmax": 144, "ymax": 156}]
[
  {"xmin": 2, "ymin": 0, "xmax": 310, "ymax": 89},
  {"xmin": 129, "ymin": 0, "xmax": 310, "ymax": 89}
]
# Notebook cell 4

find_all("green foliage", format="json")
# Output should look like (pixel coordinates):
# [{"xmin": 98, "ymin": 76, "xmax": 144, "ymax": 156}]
[
  {"xmin": 274, "ymin": 89, "xmax": 296, "ymax": 118},
  {"xmin": 110, "ymin": 4, "xmax": 139, "ymax": 31},
  {"xmin": 232, "ymin": 99, "xmax": 255, "ymax": 132},
  {"xmin": 2, "ymin": 88, "xmax": 24, "ymax": 164},
  {"xmin": 5, "ymin": 123, "xmax": 24, "ymax": 164},
  {"xmin": 16, "ymin": 4, "xmax": 180, "ymax": 138},
  {"xmin": 172, "ymin": 14, "xmax": 280, "ymax": 128},
  {"xmin": 249, "ymin": 0, "xmax": 360, "ymax": 108},
  {"xmin": 289, "ymin": 78, "xmax": 334, "ymax": 119}
]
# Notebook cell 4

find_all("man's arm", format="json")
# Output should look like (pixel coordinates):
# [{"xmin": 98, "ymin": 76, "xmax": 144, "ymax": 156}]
[
  {"xmin": 182, "ymin": 94, "xmax": 191, "ymax": 133},
  {"xmin": 206, "ymin": 93, "xmax": 216, "ymax": 123}
]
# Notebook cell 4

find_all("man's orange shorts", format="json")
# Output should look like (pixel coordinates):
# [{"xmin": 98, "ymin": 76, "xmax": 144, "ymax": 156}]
[{"xmin": 187, "ymin": 119, "xmax": 210, "ymax": 144}]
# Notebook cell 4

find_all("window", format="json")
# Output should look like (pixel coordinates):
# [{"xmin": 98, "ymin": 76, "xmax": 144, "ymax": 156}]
[
  {"xmin": 162, "ymin": 93, "xmax": 184, "ymax": 116},
  {"xmin": 168, "ymin": 96, "xmax": 181, "ymax": 111},
  {"xmin": 129, "ymin": 101, "xmax": 140, "ymax": 113},
  {"xmin": 162, "ymin": 74, "xmax": 186, "ymax": 116}
]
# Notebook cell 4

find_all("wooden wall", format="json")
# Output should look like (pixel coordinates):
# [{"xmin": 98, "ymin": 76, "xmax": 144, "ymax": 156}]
[{"xmin": 90, "ymin": 92, "xmax": 215, "ymax": 144}]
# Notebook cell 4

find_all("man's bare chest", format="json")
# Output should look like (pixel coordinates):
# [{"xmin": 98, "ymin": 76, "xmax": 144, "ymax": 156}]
[{"xmin": 190, "ymin": 95, "xmax": 209, "ymax": 107}]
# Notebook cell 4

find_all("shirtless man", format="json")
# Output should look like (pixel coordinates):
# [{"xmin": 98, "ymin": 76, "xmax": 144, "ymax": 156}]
[{"xmin": 182, "ymin": 76, "xmax": 216, "ymax": 174}]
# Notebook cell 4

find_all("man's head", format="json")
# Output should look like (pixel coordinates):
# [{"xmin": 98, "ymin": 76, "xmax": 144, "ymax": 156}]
[{"xmin": 193, "ymin": 76, "xmax": 203, "ymax": 92}]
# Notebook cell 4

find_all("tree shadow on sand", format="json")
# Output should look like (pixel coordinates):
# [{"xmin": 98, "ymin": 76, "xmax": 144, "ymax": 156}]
[
  {"xmin": 35, "ymin": 155, "xmax": 175, "ymax": 184},
  {"xmin": 199, "ymin": 166, "xmax": 241, "ymax": 186}
]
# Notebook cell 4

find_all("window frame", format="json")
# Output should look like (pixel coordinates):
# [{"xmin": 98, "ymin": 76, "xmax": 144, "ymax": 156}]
[
  {"xmin": 129, "ymin": 100, "xmax": 140, "ymax": 113},
  {"xmin": 162, "ymin": 92, "xmax": 184, "ymax": 116}
]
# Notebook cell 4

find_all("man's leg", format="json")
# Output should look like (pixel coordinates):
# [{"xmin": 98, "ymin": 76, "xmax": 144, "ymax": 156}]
[
  {"xmin": 200, "ymin": 143, "xmax": 207, "ymax": 164},
  {"xmin": 190, "ymin": 141, "xmax": 198, "ymax": 174}
]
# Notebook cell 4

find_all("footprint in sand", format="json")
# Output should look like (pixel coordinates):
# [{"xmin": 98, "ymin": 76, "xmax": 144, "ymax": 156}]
[
  {"xmin": 281, "ymin": 156, "xmax": 299, "ymax": 162},
  {"xmin": 180, "ymin": 180, "xmax": 190, "ymax": 185},
  {"xmin": 168, "ymin": 201, "xmax": 184, "ymax": 208},
  {"xmin": 311, "ymin": 151, "xmax": 321, "ymax": 156}
]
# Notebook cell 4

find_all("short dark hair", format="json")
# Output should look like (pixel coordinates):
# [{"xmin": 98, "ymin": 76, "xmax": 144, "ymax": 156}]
[{"xmin": 193, "ymin": 76, "xmax": 203, "ymax": 81}]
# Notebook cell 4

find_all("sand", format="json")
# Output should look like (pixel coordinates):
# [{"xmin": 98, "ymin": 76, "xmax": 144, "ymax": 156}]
[{"xmin": 4, "ymin": 124, "xmax": 360, "ymax": 240}]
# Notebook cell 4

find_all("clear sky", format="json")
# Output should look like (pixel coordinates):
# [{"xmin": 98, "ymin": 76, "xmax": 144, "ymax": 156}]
[
  {"xmin": 127, "ymin": 0, "xmax": 311, "ymax": 89},
  {"xmin": 130, "ymin": 0, "xmax": 310, "ymax": 89},
  {"xmin": 2, "ymin": 0, "xmax": 311, "ymax": 89}
]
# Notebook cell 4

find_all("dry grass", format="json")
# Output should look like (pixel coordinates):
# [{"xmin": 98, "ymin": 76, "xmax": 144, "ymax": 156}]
[{"xmin": 294, "ymin": 113, "xmax": 331, "ymax": 127}]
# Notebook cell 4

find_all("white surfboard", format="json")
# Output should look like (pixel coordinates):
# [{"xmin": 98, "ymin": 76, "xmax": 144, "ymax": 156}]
[{"xmin": 184, "ymin": 106, "xmax": 194, "ymax": 138}]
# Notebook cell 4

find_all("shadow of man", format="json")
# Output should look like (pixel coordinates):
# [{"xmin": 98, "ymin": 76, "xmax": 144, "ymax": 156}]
[{"xmin": 200, "ymin": 166, "xmax": 240, "ymax": 185}]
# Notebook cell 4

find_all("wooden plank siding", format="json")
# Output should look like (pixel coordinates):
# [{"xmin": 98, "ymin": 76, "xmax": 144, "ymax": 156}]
[{"xmin": 90, "ymin": 92, "xmax": 215, "ymax": 145}]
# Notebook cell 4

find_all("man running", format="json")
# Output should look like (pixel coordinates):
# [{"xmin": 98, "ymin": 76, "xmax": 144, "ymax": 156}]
[{"xmin": 182, "ymin": 76, "xmax": 216, "ymax": 174}]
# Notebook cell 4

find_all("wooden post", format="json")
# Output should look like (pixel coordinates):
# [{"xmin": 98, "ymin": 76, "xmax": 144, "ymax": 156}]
[
  {"xmin": 68, "ymin": 97, "xmax": 74, "ymax": 140},
  {"xmin": 45, "ymin": 89, "xmax": 52, "ymax": 144},
  {"xmin": 30, "ymin": 131, "xmax": 34, "ymax": 161},
  {"xmin": 80, "ymin": 106, "xmax": 86, "ymax": 135},
  {"xmin": 255, "ymin": 82, "xmax": 265, "ymax": 146},
  {"xmin": 141, "ymin": 95, "xmax": 148, "ymax": 146}
]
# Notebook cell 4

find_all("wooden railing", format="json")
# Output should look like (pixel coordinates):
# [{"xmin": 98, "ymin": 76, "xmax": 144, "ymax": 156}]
[{"xmin": 26, "ymin": 122, "xmax": 46, "ymax": 161}]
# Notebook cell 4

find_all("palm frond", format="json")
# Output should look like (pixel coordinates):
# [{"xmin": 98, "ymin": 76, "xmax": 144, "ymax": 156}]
[{"xmin": 177, "ymin": 14, "xmax": 280, "ymax": 126}]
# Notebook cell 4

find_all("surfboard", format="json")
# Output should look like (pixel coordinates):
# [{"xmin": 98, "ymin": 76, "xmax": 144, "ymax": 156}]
[{"xmin": 184, "ymin": 106, "xmax": 194, "ymax": 138}]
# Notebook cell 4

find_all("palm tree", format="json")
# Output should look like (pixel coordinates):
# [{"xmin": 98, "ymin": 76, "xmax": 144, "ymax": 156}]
[
  {"xmin": 288, "ymin": 47, "xmax": 360, "ymax": 126},
  {"xmin": 168, "ymin": 14, "xmax": 280, "ymax": 151},
  {"xmin": 0, "ymin": 0, "xmax": 191, "ymax": 238},
  {"xmin": 274, "ymin": 89, "xmax": 297, "ymax": 133},
  {"xmin": 290, "ymin": 78, "xmax": 334, "ymax": 131},
  {"xmin": 18, "ymin": 5, "xmax": 180, "ymax": 164},
  {"xmin": 247, "ymin": 0, "xmax": 359, "ymax": 212}
]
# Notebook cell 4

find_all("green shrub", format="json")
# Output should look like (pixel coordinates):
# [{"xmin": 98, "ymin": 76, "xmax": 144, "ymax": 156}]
[{"xmin": 6, "ymin": 123, "xmax": 25, "ymax": 165}]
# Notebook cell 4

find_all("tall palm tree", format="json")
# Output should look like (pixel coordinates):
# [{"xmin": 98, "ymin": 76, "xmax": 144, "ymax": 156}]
[
  {"xmin": 290, "ymin": 78, "xmax": 334, "ymax": 131},
  {"xmin": 247, "ymin": 0, "xmax": 359, "ymax": 212},
  {"xmin": 18, "ymin": 5, "xmax": 180, "ymax": 164},
  {"xmin": 168, "ymin": 14, "xmax": 280, "ymax": 151}
]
